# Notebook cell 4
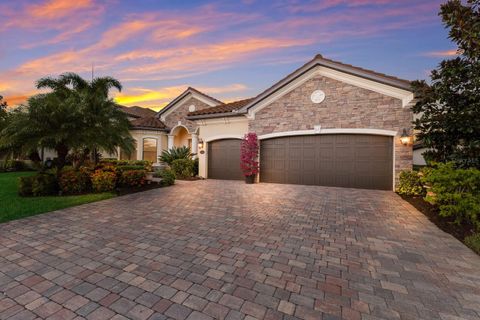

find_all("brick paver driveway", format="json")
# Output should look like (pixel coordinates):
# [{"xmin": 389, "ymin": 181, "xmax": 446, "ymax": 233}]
[{"xmin": 1, "ymin": 180, "xmax": 480, "ymax": 320}]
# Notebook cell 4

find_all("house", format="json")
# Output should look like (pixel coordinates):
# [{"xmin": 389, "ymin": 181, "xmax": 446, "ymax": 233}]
[
  {"xmin": 140, "ymin": 54, "xmax": 414, "ymax": 191},
  {"xmin": 44, "ymin": 54, "xmax": 413, "ymax": 191}
]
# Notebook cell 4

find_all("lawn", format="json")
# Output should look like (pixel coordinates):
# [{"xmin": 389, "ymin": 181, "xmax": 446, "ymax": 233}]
[{"xmin": 0, "ymin": 172, "xmax": 115, "ymax": 223}]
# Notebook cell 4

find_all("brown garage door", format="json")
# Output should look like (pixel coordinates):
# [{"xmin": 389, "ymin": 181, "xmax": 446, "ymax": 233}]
[
  {"xmin": 208, "ymin": 139, "xmax": 243, "ymax": 180},
  {"xmin": 260, "ymin": 134, "xmax": 393, "ymax": 190}
]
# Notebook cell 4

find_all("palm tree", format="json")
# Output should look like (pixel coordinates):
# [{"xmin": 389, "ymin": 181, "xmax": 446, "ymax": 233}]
[{"xmin": 0, "ymin": 73, "xmax": 134, "ymax": 169}]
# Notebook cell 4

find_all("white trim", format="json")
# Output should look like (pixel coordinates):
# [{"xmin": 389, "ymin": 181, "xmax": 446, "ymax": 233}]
[
  {"xmin": 204, "ymin": 134, "xmax": 244, "ymax": 142},
  {"xmin": 247, "ymin": 66, "xmax": 413, "ymax": 119},
  {"xmin": 170, "ymin": 124, "xmax": 191, "ymax": 135},
  {"xmin": 196, "ymin": 116, "xmax": 248, "ymax": 126},
  {"xmin": 258, "ymin": 128, "xmax": 398, "ymax": 140}
]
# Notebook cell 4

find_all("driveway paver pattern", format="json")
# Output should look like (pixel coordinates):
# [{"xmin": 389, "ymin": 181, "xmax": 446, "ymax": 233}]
[{"xmin": 1, "ymin": 180, "xmax": 480, "ymax": 320}]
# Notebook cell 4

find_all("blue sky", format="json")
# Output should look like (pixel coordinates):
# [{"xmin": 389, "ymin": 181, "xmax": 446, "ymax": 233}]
[{"xmin": 0, "ymin": 0, "xmax": 455, "ymax": 110}]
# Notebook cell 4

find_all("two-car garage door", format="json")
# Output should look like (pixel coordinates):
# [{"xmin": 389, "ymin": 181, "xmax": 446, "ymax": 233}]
[{"xmin": 207, "ymin": 134, "xmax": 393, "ymax": 190}]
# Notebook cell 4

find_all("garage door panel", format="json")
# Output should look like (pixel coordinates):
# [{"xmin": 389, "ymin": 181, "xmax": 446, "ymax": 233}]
[
  {"xmin": 260, "ymin": 134, "xmax": 393, "ymax": 190},
  {"xmin": 208, "ymin": 139, "xmax": 243, "ymax": 180}
]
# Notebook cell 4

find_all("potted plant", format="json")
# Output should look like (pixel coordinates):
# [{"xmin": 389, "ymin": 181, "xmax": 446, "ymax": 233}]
[{"xmin": 240, "ymin": 132, "xmax": 259, "ymax": 184}]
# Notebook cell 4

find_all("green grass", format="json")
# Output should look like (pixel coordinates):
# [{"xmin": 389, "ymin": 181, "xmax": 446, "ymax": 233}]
[{"xmin": 0, "ymin": 172, "xmax": 115, "ymax": 223}]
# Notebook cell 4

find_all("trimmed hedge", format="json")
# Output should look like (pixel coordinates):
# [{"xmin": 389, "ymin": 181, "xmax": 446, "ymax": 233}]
[
  {"xmin": 422, "ymin": 163, "xmax": 480, "ymax": 229},
  {"xmin": 59, "ymin": 168, "xmax": 91, "ymax": 194},
  {"xmin": 397, "ymin": 170, "xmax": 424, "ymax": 196},
  {"xmin": 171, "ymin": 158, "xmax": 195, "ymax": 179},
  {"xmin": 154, "ymin": 168, "xmax": 175, "ymax": 186},
  {"xmin": 119, "ymin": 170, "xmax": 146, "ymax": 188},
  {"xmin": 91, "ymin": 170, "xmax": 116, "ymax": 192},
  {"xmin": 19, "ymin": 173, "xmax": 57, "ymax": 196}
]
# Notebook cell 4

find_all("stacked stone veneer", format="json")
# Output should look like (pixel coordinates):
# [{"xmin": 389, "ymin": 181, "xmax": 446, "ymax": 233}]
[
  {"xmin": 163, "ymin": 96, "xmax": 213, "ymax": 133},
  {"xmin": 248, "ymin": 75, "xmax": 413, "ymax": 185}
]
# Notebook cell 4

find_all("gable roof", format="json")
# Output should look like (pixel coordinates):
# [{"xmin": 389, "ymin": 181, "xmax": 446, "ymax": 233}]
[
  {"xmin": 237, "ymin": 54, "xmax": 412, "ymax": 114},
  {"xmin": 188, "ymin": 54, "xmax": 413, "ymax": 120},
  {"xmin": 130, "ymin": 116, "xmax": 168, "ymax": 131},
  {"xmin": 188, "ymin": 98, "xmax": 253, "ymax": 118},
  {"xmin": 118, "ymin": 105, "xmax": 157, "ymax": 118},
  {"xmin": 157, "ymin": 87, "xmax": 224, "ymax": 116}
]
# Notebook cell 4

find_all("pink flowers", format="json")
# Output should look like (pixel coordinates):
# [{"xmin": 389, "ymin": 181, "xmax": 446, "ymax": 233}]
[{"xmin": 240, "ymin": 132, "xmax": 259, "ymax": 177}]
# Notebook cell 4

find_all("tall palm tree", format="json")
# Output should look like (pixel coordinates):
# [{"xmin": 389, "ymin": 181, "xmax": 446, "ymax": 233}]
[{"xmin": 0, "ymin": 73, "xmax": 134, "ymax": 169}]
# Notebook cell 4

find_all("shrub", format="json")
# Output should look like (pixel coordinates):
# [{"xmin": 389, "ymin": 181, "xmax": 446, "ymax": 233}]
[
  {"xmin": 119, "ymin": 170, "xmax": 146, "ymax": 188},
  {"xmin": 4, "ymin": 160, "xmax": 26, "ymax": 171},
  {"xmin": 159, "ymin": 146, "xmax": 191, "ymax": 165},
  {"xmin": 240, "ymin": 132, "xmax": 259, "ymax": 177},
  {"xmin": 154, "ymin": 168, "xmax": 175, "ymax": 186},
  {"xmin": 422, "ymin": 162, "xmax": 480, "ymax": 229},
  {"xmin": 59, "ymin": 168, "xmax": 90, "ymax": 194},
  {"xmin": 193, "ymin": 157, "xmax": 199, "ymax": 176},
  {"xmin": 18, "ymin": 176, "xmax": 35, "ymax": 196},
  {"xmin": 91, "ymin": 170, "xmax": 116, "ymax": 192},
  {"xmin": 397, "ymin": 170, "xmax": 424, "ymax": 196},
  {"xmin": 171, "ymin": 158, "xmax": 195, "ymax": 179},
  {"xmin": 464, "ymin": 233, "xmax": 480, "ymax": 254},
  {"xmin": 31, "ymin": 173, "xmax": 58, "ymax": 196}
]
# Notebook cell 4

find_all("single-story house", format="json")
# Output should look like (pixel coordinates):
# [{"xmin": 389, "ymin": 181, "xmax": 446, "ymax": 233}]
[{"xmin": 44, "ymin": 54, "xmax": 416, "ymax": 191}]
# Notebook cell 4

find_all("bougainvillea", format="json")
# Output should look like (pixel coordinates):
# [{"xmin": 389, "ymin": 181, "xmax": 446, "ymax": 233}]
[{"xmin": 240, "ymin": 132, "xmax": 259, "ymax": 177}]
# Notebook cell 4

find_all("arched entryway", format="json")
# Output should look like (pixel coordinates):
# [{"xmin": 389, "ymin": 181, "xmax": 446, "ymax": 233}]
[{"xmin": 168, "ymin": 125, "xmax": 198, "ymax": 153}]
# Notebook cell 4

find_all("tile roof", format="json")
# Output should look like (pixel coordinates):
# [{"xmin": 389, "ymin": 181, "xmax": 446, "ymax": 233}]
[
  {"xmin": 130, "ymin": 116, "xmax": 168, "ymax": 130},
  {"xmin": 188, "ymin": 98, "xmax": 254, "ymax": 116},
  {"xmin": 118, "ymin": 105, "xmax": 157, "ymax": 118}
]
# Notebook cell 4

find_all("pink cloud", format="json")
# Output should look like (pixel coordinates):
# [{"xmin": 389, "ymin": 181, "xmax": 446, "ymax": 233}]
[{"xmin": 423, "ymin": 49, "xmax": 459, "ymax": 57}]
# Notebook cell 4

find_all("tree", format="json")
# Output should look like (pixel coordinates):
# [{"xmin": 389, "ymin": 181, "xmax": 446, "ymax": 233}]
[
  {"xmin": 0, "ymin": 73, "xmax": 134, "ymax": 169},
  {"xmin": 412, "ymin": 0, "xmax": 480, "ymax": 168}
]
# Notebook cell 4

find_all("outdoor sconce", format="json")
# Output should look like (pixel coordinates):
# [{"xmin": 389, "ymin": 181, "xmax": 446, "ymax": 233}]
[
  {"xmin": 400, "ymin": 129, "xmax": 411, "ymax": 145},
  {"xmin": 198, "ymin": 138, "xmax": 204, "ymax": 150}
]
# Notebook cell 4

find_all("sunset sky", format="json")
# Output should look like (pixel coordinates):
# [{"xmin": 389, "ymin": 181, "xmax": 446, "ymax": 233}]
[{"xmin": 0, "ymin": 0, "xmax": 455, "ymax": 111}]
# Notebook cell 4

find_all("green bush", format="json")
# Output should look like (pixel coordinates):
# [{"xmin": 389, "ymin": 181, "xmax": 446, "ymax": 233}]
[
  {"xmin": 464, "ymin": 233, "xmax": 480, "ymax": 254},
  {"xmin": 193, "ymin": 157, "xmax": 199, "ymax": 176},
  {"xmin": 171, "ymin": 158, "xmax": 195, "ymax": 179},
  {"xmin": 154, "ymin": 168, "xmax": 175, "ymax": 186},
  {"xmin": 91, "ymin": 170, "xmax": 116, "ymax": 192},
  {"xmin": 59, "ymin": 168, "xmax": 90, "ymax": 194},
  {"xmin": 31, "ymin": 173, "xmax": 58, "ymax": 196},
  {"xmin": 159, "ymin": 146, "xmax": 191, "ymax": 165},
  {"xmin": 4, "ymin": 160, "xmax": 27, "ymax": 171},
  {"xmin": 397, "ymin": 170, "xmax": 424, "ymax": 196},
  {"xmin": 18, "ymin": 176, "xmax": 35, "ymax": 196},
  {"xmin": 422, "ymin": 162, "xmax": 480, "ymax": 229},
  {"xmin": 119, "ymin": 170, "xmax": 146, "ymax": 188}
]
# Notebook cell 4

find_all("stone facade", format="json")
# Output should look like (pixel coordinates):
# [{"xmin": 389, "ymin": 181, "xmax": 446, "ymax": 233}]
[
  {"xmin": 163, "ymin": 97, "xmax": 213, "ymax": 133},
  {"xmin": 248, "ymin": 75, "xmax": 413, "ymax": 183}
]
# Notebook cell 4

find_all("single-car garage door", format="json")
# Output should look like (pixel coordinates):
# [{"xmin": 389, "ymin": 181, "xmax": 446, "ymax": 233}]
[
  {"xmin": 260, "ymin": 134, "xmax": 393, "ymax": 190},
  {"xmin": 208, "ymin": 139, "xmax": 243, "ymax": 180}
]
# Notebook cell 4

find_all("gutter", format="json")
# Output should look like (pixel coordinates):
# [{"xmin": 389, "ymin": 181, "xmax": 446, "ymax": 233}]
[{"xmin": 186, "ymin": 111, "xmax": 247, "ymax": 120}]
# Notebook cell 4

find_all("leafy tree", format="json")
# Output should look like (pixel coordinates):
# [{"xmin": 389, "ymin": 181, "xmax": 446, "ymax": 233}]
[
  {"xmin": 412, "ymin": 0, "xmax": 480, "ymax": 168},
  {"xmin": 0, "ymin": 95, "xmax": 7, "ymax": 130},
  {"xmin": 0, "ymin": 73, "xmax": 134, "ymax": 169}
]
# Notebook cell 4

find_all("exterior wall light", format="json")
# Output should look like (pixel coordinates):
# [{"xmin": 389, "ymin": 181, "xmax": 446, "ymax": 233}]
[
  {"xmin": 198, "ymin": 138, "xmax": 204, "ymax": 150},
  {"xmin": 400, "ymin": 129, "xmax": 411, "ymax": 145}
]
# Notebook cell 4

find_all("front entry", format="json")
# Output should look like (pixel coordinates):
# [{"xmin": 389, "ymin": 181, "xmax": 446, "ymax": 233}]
[
  {"xmin": 207, "ymin": 139, "xmax": 243, "ymax": 180},
  {"xmin": 260, "ymin": 134, "xmax": 393, "ymax": 190}
]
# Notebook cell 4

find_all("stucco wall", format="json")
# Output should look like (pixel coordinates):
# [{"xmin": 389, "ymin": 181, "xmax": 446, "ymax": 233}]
[
  {"xmin": 413, "ymin": 148, "xmax": 427, "ymax": 166},
  {"xmin": 197, "ymin": 118, "xmax": 249, "ymax": 178},
  {"xmin": 249, "ymin": 75, "xmax": 413, "ymax": 185},
  {"xmin": 130, "ymin": 130, "xmax": 167, "ymax": 163},
  {"xmin": 163, "ymin": 97, "xmax": 212, "ymax": 133}
]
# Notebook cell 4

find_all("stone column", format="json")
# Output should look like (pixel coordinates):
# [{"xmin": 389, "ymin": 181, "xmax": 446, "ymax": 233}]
[
  {"xmin": 167, "ymin": 135, "xmax": 175, "ymax": 150},
  {"xmin": 137, "ymin": 138, "xmax": 143, "ymax": 160},
  {"xmin": 191, "ymin": 133, "xmax": 198, "ymax": 156}
]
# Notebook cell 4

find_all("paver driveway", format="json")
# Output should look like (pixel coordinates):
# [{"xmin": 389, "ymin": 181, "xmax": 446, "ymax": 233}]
[{"xmin": 1, "ymin": 180, "xmax": 480, "ymax": 320}]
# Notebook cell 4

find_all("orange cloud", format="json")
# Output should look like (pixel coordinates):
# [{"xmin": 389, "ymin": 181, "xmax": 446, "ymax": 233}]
[
  {"xmin": 115, "ymin": 83, "xmax": 247, "ymax": 109},
  {"xmin": 28, "ymin": 0, "xmax": 94, "ymax": 19},
  {"xmin": 423, "ymin": 49, "xmax": 460, "ymax": 57},
  {"xmin": 3, "ymin": 94, "xmax": 31, "ymax": 106}
]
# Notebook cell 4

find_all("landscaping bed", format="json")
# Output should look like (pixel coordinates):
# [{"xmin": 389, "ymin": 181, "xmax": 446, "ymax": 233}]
[{"xmin": 400, "ymin": 195, "xmax": 475, "ymax": 242}]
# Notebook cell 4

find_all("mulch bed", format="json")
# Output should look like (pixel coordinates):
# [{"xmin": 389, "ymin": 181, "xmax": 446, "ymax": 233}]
[
  {"xmin": 115, "ymin": 181, "xmax": 163, "ymax": 196},
  {"xmin": 400, "ymin": 195, "xmax": 475, "ymax": 242}
]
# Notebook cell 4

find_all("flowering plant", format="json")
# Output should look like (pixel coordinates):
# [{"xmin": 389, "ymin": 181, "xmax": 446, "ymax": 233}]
[{"xmin": 240, "ymin": 132, "xmax": 259, "ymax": 177}]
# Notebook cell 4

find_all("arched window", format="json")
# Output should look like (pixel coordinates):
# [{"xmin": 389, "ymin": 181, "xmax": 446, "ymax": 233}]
[{"xmin": 143, "ymin": 138, "xmax": 157, "ymax": 162}]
